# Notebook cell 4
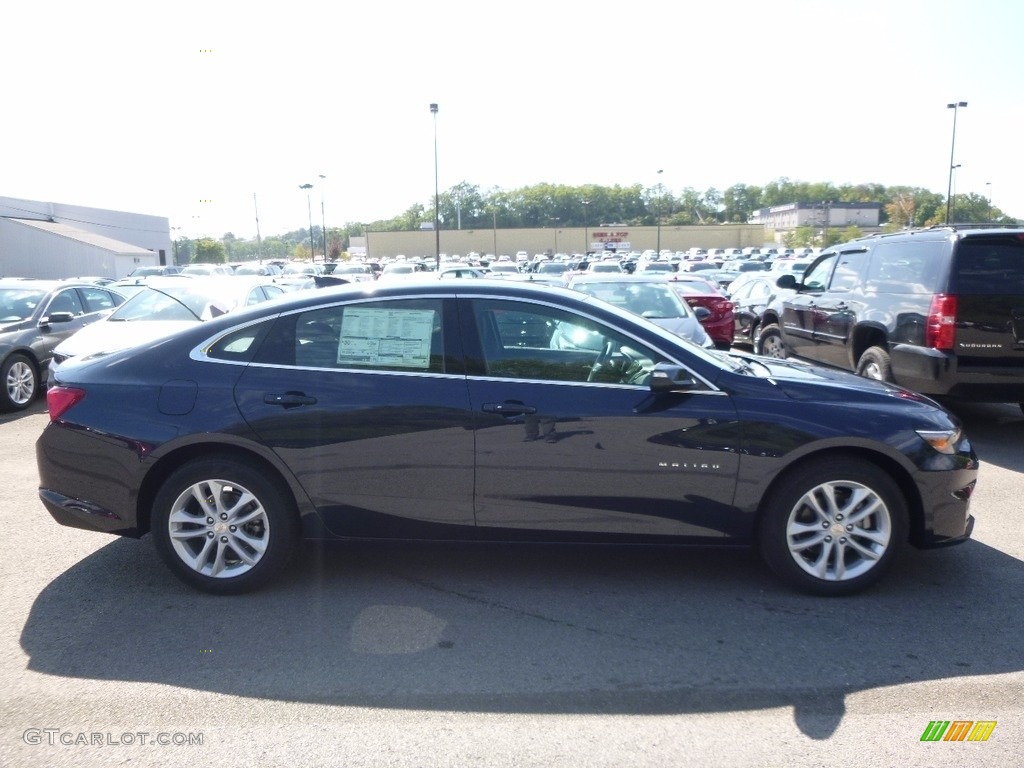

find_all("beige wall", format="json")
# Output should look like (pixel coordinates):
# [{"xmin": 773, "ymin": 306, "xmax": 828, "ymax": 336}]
[{"xmin": 364, "ymin": 225, "xmax": 767, "ymax": 260}]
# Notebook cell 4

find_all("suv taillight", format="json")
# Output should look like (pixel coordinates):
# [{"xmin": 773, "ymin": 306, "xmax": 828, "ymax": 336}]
[{"xmin": 926, "ymin": 294, "xmax": 957, "ymax": 351}]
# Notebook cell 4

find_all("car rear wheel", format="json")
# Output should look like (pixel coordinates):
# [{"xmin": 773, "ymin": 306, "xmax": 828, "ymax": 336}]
[
  {"xmin": 755, "ymin": 324, "xmax": 786, "ymax": 358},
  {"xmin": 152, "ymin": 457, "xmax": 299, "ymax": 594},
  {"xmin": 856, "ymin": 346, "xmax": 893, "ymax": 382},
  {"xmin": 1, "ymin": 353, "xmax": 38, "ymax": 412},
  {"xmin": 759, "ymin": 458, "xmax": 907, "ymax": 596}
]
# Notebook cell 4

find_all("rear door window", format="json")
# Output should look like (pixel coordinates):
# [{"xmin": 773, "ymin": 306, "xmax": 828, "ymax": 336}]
[{"xmin": 865, "ymin": 241, "xmax": 947, "ymax": 294}]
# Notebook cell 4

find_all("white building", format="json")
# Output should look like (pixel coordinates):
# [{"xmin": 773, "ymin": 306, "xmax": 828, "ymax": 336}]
[
  {"xmin": 0, "ymin": 196, "xmax": 172, "ymax": 279},
  {"xmin": 749, "ymin": 201, "xmax": 882, "ymax": 231}
]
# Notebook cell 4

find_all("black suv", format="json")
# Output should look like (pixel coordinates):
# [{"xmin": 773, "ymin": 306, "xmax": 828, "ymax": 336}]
[{"xmin": 755, "ymin": 226, "xmax": 1024, "ymax": 410}]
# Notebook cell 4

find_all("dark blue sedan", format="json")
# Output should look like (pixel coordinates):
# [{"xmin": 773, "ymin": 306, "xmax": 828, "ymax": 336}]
[{"xmin": 37, "ymin": 279, "xmax": 977, "ymax": 596}]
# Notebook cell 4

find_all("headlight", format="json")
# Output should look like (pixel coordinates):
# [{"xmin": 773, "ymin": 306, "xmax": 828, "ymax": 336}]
[{"xmin": 916, "ymin": 428, "xmax": 962, "ymax": 455}]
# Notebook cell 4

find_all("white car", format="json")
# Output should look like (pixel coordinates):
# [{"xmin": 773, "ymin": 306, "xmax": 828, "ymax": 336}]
[{"xmin": 48, "ymin": 277, "xmax": 284, "ymax": 384}]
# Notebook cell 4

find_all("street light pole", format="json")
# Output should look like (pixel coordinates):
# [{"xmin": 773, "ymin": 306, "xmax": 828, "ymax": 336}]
[
  {"xmin": 986, "ymin": 181, "xmax": 993, "ymax": 220},
  {"xmin": 945, "ymin": 101, "xmax": 967, "ymax": 225},
  {"xmin": 430, "ymin": 103, "xmax": 440, "ymax": 270},
  {"xmin": 299, "ymin": 183, "xmax": 315, "ymax": 259},
  {"xmin": 581, "ymin": 200, "xmax": 590, "ymax": 255},
  {"xmin": 655, "ymin": 169, "xmax": 664, "ymax": 255},
  {"xmin": 492, "ymin": 208, "xmax": 498, "ymax": 257},
  {"xmin": 319, "ymin": 174, "xmax": 327, "ymax": 260}
]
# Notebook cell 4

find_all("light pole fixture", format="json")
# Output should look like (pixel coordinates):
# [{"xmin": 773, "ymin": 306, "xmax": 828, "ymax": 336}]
[
  {"xmin": 299, "ymin": 183, "xmax": 315, "ymax": 259},
  {"xmin": 655, "ymin": 169, "xmax": 664, "ymax": 255},
  {"xmin": 581, "ymin": 200, "xmax": 590, "ymax": 254},
  {"xmin": 319, "ymin": 174, "xmax": 327, "ymax": 260},
  {"xmin": 551, "ymin": 218, "xmax": 560, "ymax": 253},
  {"xmin": 945, "ymin": 101, "xmax": 967, "ymax": 225},
  {"xmin": 985, "ymin": 181, "xmax": 993, "ymax": 220},
  {"xmin": 430, "ymin": 103, "xmax": 440, "ymax": 270}
]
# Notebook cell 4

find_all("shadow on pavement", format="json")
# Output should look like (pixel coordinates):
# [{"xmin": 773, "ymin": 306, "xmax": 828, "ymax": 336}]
[{"xmin": 20, "ymin": 532, "xmax": 1024, "ymax": 740}]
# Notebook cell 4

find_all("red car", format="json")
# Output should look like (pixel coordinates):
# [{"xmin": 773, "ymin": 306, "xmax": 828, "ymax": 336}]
[{"xmin": 667, "ymin": 274, "xmax": 735, "ymax": 349}]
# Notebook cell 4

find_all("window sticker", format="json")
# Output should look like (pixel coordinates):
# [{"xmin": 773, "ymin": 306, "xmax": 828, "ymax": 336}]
[{"xmin": 337, "ymin": 308, "xmax": 435, "ymax": 368}]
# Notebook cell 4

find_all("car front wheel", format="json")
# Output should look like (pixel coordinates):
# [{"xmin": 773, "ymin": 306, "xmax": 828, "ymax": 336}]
[
  {"xmin": 759, "ymin": 457, "xmax": 907, "ymax": 596},
  {"xmin": 1, "ymin": 353, "xmax": 38, "ymax": 412},
  {"xmin": 755, "ymin": 324, "xmax": 786, "ymax": 358},
  {"xmin": 152, "ymin": 457, "xmax": 299, "ymax": 594}
]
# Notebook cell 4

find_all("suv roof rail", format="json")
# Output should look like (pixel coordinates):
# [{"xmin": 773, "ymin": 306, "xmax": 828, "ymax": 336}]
[{"xmin": 925, "ymin": 222, "xmax": 1023, "ymax": 231}]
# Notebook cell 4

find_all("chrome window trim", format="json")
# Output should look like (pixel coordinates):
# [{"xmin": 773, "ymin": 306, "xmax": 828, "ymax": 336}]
[
  {"xmin": 465, "ymin": 292, "xmax": 722, "ymax": 392},
  {"xmin": 189, "ymin": 289, "xmax": 722, "ymax": 392}
]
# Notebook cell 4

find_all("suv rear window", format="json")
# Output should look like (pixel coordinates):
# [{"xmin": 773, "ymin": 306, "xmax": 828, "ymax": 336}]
[{"xmin": 954, "ymin": 236, "xmax": 1024, "ymax": 295}]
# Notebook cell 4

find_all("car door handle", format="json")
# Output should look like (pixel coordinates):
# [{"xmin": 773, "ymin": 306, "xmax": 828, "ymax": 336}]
[
  {"xmin": 482, "ymin": 402, "xmax": 537, "ymax": 416},
  {"xmin": 264, "ymin": 392, "xmax": 318, "ymax": 408}
]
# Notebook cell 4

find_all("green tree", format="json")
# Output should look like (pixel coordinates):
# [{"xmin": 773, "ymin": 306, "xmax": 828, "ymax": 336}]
[{"xmin": 193, "ymin": 238, "xmax": 227, "ymax": 264}]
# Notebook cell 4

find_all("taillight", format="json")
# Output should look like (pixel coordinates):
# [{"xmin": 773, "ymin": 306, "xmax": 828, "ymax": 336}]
[
  {"xmin": 926, "ymin": 294, "xmax": 957, "ymax": 351},
  {"xmin": 47, "ymin": 386, "xmax": 86, "ymax": 421}
]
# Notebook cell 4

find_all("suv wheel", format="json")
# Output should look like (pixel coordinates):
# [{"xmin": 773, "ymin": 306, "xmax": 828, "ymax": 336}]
[
  {"xmin": 755, "ymin": 324, "xmax": 786, "ymax": 358},
  {"xmin": 856, "ymin": 346, "xmax": 893, "ymax": 382}
]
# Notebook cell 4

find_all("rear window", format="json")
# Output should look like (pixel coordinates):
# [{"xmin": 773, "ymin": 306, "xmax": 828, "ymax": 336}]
[{"xmin": 953, "ymin": 235, "xmax": 1024, "ymax": 295}]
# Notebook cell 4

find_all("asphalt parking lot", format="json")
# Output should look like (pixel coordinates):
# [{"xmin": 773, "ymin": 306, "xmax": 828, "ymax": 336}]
[{"xmin": 2, "ymin": 398, "xmax": 1022, "ymax": 767}]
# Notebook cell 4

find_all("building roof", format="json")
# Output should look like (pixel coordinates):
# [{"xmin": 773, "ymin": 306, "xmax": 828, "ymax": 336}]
[{"xmin": 5, "ymin": 217, "xmax": 153, "ymax": 255}]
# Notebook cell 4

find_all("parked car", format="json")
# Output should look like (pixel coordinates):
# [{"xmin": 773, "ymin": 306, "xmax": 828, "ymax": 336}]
[
  {"xmin": 329, "ymin": 263, "xmax": 377, "ymax": 282},
  {"xmin": 127, "ymin": 265, "xmax": 183, "ymax": 277},
  {"xmin": 761, "ymin": 226, "xmax": 1024, "ymax": 412},
  {"xmin": 634, "ymin": 260, "xmax": 676, "ymax": 275},
  {"xmin": 179, "ymin": 264, "xmax": 234, "ymax": 277},
  {"xmin": 39, "ymin": 280, "xmax": 977, "ymax": 597},
  {"xmin": 729, "ymin": 276, "xmax": 798, "ymax": 350},
  {"xmin": 485, "ymin": 262, "xmax": 522, "ymax": 277},
  {"xmin": 378, "ymin": 263, "xmax": 430, "ymax": 281},
  {"xmin": 47, "ymin": 277, "xmax": 285, "ymax": 385},
  {"xmin": 0, "ymin": 279, "xmax": 125, "ymax": 411},
  {"xmin": 233, "ymin": 263, "xmax": 282, "ymax": 276},
  {"xmin": 666, "ymin": 275, "xmax": 735, "ymax": 349},
  {"xmin": 437, "ymin": 266, "xmax": 488, "ymax": 279},
  {"xmin": 566, "ymin": 274, "xmax": 712, "ymax": 347}
]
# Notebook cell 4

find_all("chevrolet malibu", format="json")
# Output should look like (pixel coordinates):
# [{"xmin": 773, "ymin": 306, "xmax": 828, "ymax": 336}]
[{"xmin": 37, "ymin": 280, "xmax": 977, "ymax": 596}]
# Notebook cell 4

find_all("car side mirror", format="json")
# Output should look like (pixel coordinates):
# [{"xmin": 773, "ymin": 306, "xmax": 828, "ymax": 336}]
[
  {"xmin": 692, "ymin": 306, "xmax": 711, "ymax": 321},
  {"xmin": 649, "ymin": 363, "xmax": 698, "ymax": 393},
  {"xmin": 40, "ymin": 312, "xmax": 75, "ymax": 325},
  {"xmin": 776, "ymin": 274, "xmax": 797, "ymax": 290}
]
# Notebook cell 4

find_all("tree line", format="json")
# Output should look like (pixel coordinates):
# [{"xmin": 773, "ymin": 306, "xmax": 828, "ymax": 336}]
[{"xmin": 177, "ymin": 177, "xmax": 1018, "ymax": 264}]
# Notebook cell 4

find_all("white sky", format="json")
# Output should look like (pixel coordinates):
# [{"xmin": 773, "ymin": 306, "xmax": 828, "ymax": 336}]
[{"xmin": 4, "ymin": 0, "xmax": 1021, "ymax": 239}]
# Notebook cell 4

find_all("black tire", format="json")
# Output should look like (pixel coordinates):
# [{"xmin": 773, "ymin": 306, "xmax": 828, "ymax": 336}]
[
  {"xmin": 856, "ymin": 346, "xmax": 893, "ymax": 382},
  {"xmin": 1, "ymin": 353, "xmax": 38, "ymax": 412},
  {"xmin": 152, "ymin": 456, "xmax": 299, "ymax": 594},
  {"xmin": 755, "ymin": 324, "xmax": 786, "ymax": 359},
  {"xmin": 758, "ymin": 457, "xmax": 908, "ymax": 596}
]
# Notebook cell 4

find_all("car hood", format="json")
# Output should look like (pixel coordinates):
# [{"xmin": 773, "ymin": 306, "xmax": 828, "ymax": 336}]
[
  {"xmin": 0, "ymin": 318, "xmax": 32, "ymax": 334},
  {"xmin": 741, "ymin": 354, "xmax": 939, "ymax": 404},
  {"xmin": 54, "ymin": 319, "xmax": 199, "ymax": 359}
]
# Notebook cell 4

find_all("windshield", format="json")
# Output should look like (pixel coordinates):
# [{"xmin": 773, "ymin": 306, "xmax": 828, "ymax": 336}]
[
  {"xmin": 109, "ymin": 284, "xmax": 235, "ymax": 322},
  {"xmin": 0, "ymin": 288, "xmax": 47, "ymax": 322},
  {"xmin": 572, "ymin": 281, "xmax": 692, "ymax": 319}
]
